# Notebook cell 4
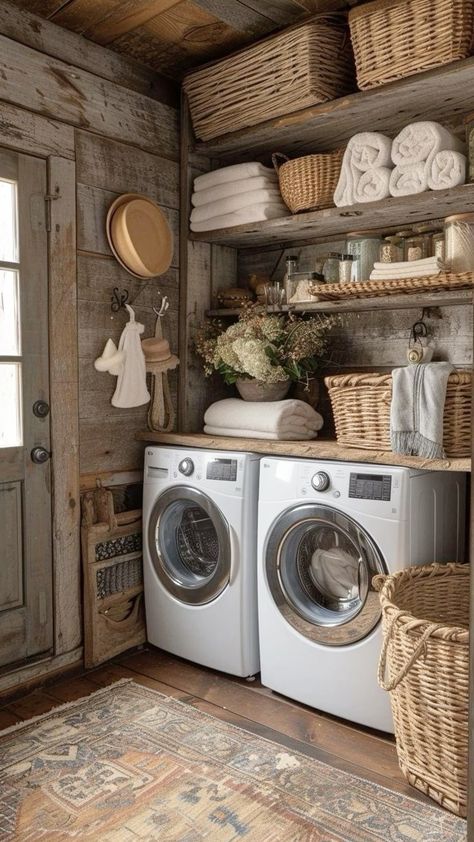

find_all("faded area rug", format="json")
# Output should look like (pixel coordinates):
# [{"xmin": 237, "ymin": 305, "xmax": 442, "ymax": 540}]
[{"xmin": 0, "ymin": 680, "xmax": 466, "ymax": 841}]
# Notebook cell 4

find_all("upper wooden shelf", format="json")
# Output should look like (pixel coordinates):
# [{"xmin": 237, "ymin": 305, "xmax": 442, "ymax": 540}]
[
  {"xmin": 137, "ymin": 432, "xmax": 471, "ymax": 473},
  {"xmin": 189, "ymin": 184, "xmax": 474, "ymax": 249},
  {"xmin": 192, "ymin": 57, "xmax": 474, "ymax": 160}
]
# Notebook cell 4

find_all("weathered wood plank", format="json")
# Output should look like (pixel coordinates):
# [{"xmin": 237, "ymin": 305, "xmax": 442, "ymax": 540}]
[
  {"xmin": 0, "ymin": 33, "xmax": 178, "ymax": 157},
  {"xmin": 63, "ymin": 0, "xmax": 182, "ymax": 44},
  {"xmin": 75, "ymin": 131, "xmax": 179, "ymax": 208},
  {"xmin": 48, "ymin": 156, "xmax": 82, "ymax": 657},
  {"xmin": 0, "ymin": 100, "xmax": 74, "ymax": 159},
  {"xmin": 81, "ymin": 417, "xmax": 148, "ymax": 473},
  {"xmin": 0, "ymin": 0, "xmax": 177, "ymax": 103},
  {"xmin": 77, "ymin": 253, "xmax": 179, "ymax": 307}
]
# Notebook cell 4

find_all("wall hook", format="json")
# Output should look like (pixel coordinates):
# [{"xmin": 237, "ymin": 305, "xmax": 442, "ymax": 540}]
[
  {"xmin": 153, "ymin": 295, "xmax": 169, "ymax": 318},
  {"xmin": 111, "ymin": 287, "xmax": 129, "ymax": 312}
]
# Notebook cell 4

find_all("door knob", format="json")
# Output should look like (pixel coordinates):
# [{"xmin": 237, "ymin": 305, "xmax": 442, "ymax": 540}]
[
  {"xmin": 31, "ymin": 446, "xmax": 51, "ymax": 464},
  {"xmin": 33, "ymin": 400, "xmax": 50, "ymax": 418}
]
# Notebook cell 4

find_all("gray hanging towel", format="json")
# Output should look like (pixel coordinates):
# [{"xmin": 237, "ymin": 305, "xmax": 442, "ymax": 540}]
[{"xmin": 390, "ymin": 362, "xmax": 454, "ymax": 459}]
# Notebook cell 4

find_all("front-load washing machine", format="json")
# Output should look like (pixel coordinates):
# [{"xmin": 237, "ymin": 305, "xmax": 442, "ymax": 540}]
[
  {"xmin": 143, "ymin": 446, "xmax": 260, "ymax": 677},
  {"xmin": 258, "ymin": 458, "xmax": 466, "ymax": 732}
]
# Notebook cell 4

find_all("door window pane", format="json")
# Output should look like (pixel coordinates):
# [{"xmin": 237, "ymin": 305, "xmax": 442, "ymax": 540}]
[
  {"xmin": 0, "ymin": 180, "xmax": 18, "ymax": 263},
  {"xmin": 0, "ymin": 270, "xmax": 20, "ymax": 355},
  {"xmin": 0, "ymin": 363, "xmax": 22, "ymax": 447}
]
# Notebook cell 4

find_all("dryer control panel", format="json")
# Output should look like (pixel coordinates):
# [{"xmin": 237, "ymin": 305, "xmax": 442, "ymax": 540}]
[{"xmin": 349, "ymin": 473, "xmax": 392, "ymax": 501}]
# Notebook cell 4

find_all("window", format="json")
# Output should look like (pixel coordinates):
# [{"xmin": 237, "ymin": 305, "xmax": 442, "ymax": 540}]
[{"xmin": 0, "ymin": 176, "xmax": 22, "ymax": 447}]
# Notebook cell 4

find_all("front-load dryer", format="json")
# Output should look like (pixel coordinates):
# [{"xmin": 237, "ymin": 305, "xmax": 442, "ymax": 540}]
[
  {"xmin": 143, "ymin": 446, "xmax": 260, "ymax": 677},
  {"xmin": 258, "ymin": 457, "xmax": 466, "ymax": 732}
]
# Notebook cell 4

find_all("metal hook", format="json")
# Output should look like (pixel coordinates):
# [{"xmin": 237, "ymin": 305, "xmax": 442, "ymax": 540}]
[
  {"xmin": 111, "ymin": 287, "xmax": 129, "ymax": 312},
  {"xmin": 410, "ymin": 319, "xmax": 428, "ymax": 347},
  {"xmin": 153, "ymin": 295, "xmax": 169, "ymax": 318}
]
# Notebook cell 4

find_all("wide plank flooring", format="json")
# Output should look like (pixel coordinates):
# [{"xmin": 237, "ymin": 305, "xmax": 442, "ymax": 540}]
[{"xmin": 0, "ymin": 646, "xmax": 430, "ymax": 806}]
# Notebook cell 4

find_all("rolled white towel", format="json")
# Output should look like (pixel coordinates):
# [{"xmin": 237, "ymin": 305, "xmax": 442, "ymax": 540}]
[
  {"xmin": 353, "ymin": 167, "xmax": 392, "ymax": 203},
  {"xmin": 204, "ymin": 397, "xmax": 323, "ymax": 434},
  {"xmin": 389, "ymin": 162, "xmax": 428, "ymax": 197},
  {"xmin": 334, "ymin": 132, "xmax": 392, "ymax": 207},
  {"xmin": 391, "ymin": 121, "xmax": 465, "ymax": 166},
  {"xmin": 190, "ymin": 203, "xmax": 288, "ymax": 232},
  {"xmin": 191, "ymin": 176, "xmax": 277, "ymax": 207},
  {"xmin": 427, "ymin": 150, "xmax": 467, "ymax": 191},
  {"xmin": 194, "ymin": 163, "xmax": 276, "ymax": 192},
  {"xmin": 204, "ymin": 425, "xmax": 320, "ymax": 441},
  {"xmin": 190, "ymin": 188, "xmax": 283, "ymax": 223}
]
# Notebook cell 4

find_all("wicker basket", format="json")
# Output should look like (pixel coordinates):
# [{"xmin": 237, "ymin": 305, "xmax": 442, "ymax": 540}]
[
  {"xmin": 324, "ymin": 370, "xmax": 471, "ymax": 456},
  {"xmin": 272, "ymin": 150, "xmax": 344, "ymax": 213},
  {"xmin": 349, "ymin": 0, "xmax": 474, "ymax": 91},
  {"xmin": 183, "ymin": 16, "xmax": 355, "ymax": 142},
  {"xmin": 374, "ymin": 563, "xmax": 469, "ymax": 816}
]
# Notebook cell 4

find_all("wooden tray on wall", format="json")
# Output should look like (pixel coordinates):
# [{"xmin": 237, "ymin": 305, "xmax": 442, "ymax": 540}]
[{"xmin": 308, "ymin": 272, "xmax": 474, "ymax": 301}]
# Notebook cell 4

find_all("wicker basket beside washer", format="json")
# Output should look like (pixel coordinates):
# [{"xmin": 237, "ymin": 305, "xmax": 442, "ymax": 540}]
[
  {"xmin": 349, "ymin": 0, "xmax": 474, "ymax": 91},
  {"xmin": 272, "ymin": 149, "xmax": 344, "ymax": 213},
  {"xmin": 374, "ymin": 563, "xmax": 469, "ymax": 817},
  {"xmin": 324, "ymin": 370, "xmax": 472, "ymax": 456},
  {"xmin": 183, "ymin": 16, "xmax": 355, "ymax": 142}
]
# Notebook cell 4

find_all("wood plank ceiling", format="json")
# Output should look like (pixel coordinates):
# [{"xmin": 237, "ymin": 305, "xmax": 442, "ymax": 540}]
[{"xmin": 11, "ymin": 0, "xmax": 360, "ymax": 77}]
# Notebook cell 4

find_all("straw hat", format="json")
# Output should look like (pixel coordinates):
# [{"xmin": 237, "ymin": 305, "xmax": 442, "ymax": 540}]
[
  {"xmin": 141, "ymin": 337, "xmax": 178, "ymax": 367},
  {"xmin": 106, "ymin": 193, "xmax": 173, "ymax": 278}
]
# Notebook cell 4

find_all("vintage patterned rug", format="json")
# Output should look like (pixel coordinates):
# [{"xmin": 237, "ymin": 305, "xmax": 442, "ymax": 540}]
[{"xmin": 0, "ymin": 680, "xmax": 466, "ymax": 841}]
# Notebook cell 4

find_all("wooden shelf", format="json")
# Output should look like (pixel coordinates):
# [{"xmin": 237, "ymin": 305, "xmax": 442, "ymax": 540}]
[
  {"xmin": 137, "ymin": 432, "xmax": 471, "ymax": 473},
  {"xmin": 207, "ymin": 290, "xmax": 473, "ymax": 317},
  {"xmin": 190, "ymin": 184, "xmax": 474, "ymax": 249},
  {"xmin": 193, "ymin": 57, "xmax": 474, "ymax": 161}
]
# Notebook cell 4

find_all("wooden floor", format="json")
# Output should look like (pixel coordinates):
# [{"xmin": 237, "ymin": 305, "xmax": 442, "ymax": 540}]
[{"xmin": 0, "ymin": 646, "xmax": 429, "ymax": 806}]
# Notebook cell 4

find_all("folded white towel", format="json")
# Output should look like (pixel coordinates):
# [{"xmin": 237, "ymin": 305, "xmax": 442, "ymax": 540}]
[
  {"xmin": 190, "ymin": 202, "xmax": 288, "ymax": 232},
  {"xmin": 334, "ymin": 132, "xmax": 393, "ymax": 207},
  {"xmin": 391, "ymin": 121, "xmax": 465, "ymax": 166},
  {"xmin": 389, "ymin": 162, "xmax": 428, "ymax": 197},
  {"xmin": 373, "ymin": 258, "xmax": 443, "ymax": 271},
  {"xmin": 204, "ymin": 397, "xmax": 323, "ymax": 433},
  {"xmin": 194, "ymin": 163, "xmax": 277, "ymax": 192},
  {"xmin": 370, "ymin": 269, "xmax": 442, "ymax": 280},
  {"xmin": 204, "ymin": 425, "xmax": 320, "ymax": 441},
  {"xmin": 390, "ymin": 362, "xmax": 454, "ymax": 459},
  {"xmin": 427, "ymin": 150, "xmax": 467, "ymax": 191},
  {"xmin": 353, "ymin": 167, "xmax": 392, "ymax": 203},
  {"xmin": 191, "ymin": 176, "xmax": 277, "ymax": 207},
  {"xmin": 370, "ymin": 257, "xmax": 444, "ymax": 280},
  {"xmin": 190, "ymin": 188, "xmax": 282, "ymax": 223}
]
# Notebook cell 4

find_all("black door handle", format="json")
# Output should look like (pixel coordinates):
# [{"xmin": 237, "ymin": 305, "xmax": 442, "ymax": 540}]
[{"xmin": 31, "ymin": 446, "xmax": 51, "ymax": 464}]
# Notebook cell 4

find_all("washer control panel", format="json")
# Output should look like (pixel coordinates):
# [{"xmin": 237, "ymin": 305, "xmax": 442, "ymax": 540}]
[
  {"xmin": 178, "ymin": 457, "xmax": 195, "ymax": 476},
  {"xmin": 206, "ymin": 457, "xmax": 238, "ymax": 482},
  {"xmin": 311, "ymin": 471, "xmax": 330, "ymax": 492},
  {"xmin": 349, "ymin": 473, "xmax": 392, "ymax": 501}
]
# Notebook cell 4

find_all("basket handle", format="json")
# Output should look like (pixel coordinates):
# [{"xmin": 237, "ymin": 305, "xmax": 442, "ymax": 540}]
[
  {"xmin": 272, "ymin": 152, "xmax": 290, "ymax": 173},
  {"xmin": 378, "ymin": 617, "xmax": 445, "ymax": 692}
]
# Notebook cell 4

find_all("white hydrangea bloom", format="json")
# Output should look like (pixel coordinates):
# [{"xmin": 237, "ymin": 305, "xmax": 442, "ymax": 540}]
[{"xmin": 231, "ymin": 338, "xmax": 288, "ymax": 383}]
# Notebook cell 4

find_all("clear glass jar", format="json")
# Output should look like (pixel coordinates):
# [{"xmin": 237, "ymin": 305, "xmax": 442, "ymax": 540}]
[
  {"xmin": 339, "ymin": 254, "xmax": 354, "ymax": 284},
  {"xmin": 405, "ymin": 234, "xmax": 425, "ymax": 262},
  {"xmin": 283, "ymin": 255, "xmax": 299, "ymax": 302},
  {"xmin": 445, "ymin": 213, "xmax": 474, "ymax": 273},
  {"xmin": 323, "ymin": 252, "xmax": 341, "ymax": 283},
  {"xmin": 431, "ymin": 231, "xmax": 446, "ymax": 262},
  {"xmin": 346, "ymin": 233, "xmax": 383, "ymax": 282},
  {"xmin": 379, "ymin": 236, "xmax": 404, "ymax": 263}
]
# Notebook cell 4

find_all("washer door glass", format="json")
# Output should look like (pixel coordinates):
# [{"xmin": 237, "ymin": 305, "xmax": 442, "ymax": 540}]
[
  {"xmin": 266, "ymin": 503, "xmax": 387, "ymax": 645},
  {"xmin": 148, "ymin": 486, "xmax": 231, "ymax": 605}
]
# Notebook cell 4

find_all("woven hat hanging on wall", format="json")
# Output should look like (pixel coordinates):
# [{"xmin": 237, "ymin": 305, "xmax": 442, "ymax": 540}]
[{"xmin": 106, "ymin": 193, "xmax": 173, "ymax": 278}]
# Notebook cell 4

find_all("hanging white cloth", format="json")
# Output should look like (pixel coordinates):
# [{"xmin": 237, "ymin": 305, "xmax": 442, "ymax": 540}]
[{"xmin": 112, "ymin": 304, "xmax": 150, "ymax": 408}]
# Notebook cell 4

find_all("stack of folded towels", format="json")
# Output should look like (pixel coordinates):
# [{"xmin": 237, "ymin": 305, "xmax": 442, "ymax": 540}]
[
  {"xmin": 190, "ymin": 162, "xmax": 289, "ymax": 232},
  {"xmin": 204, "ymin": 398, "xmax": 323, "ymax": 441},
  {"xmin": 370, "ymin": 256, "xmax": 444, "ymax": 281}
]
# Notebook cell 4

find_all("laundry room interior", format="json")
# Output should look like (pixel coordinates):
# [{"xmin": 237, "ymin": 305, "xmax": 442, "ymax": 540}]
[{"xmin": 0, "ymin": 0, "xmax": 473, "ymax": 839}]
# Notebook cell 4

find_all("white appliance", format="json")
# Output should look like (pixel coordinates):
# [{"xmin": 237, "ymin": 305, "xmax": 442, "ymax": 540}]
[
  {"xmin": 143, "ymin": 446, "xmax": 260, "ymax": 677},
  {"xmin": 258, "ymin": 458, "xmax": 466, "ymax": 732}
]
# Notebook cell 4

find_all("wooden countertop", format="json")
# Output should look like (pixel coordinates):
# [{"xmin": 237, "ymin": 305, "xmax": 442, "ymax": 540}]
[{"xmin": 136, "ymin": 432, "xmax": 471, "ymax": 473}]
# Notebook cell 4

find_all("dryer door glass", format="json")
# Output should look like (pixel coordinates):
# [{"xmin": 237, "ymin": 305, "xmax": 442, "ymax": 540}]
[
  {"xmin": 148, "ymin": 486, "xmax": 231, "ymax": 605},
  {"xmin": 266, "ymin": 503, "xmax": 387, "ymax": 645}
]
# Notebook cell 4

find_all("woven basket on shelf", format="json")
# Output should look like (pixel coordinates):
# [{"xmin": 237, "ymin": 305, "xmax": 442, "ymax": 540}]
[
  {"xmin": 374, "ymin": 563, "xmax": 469, "ymax": 817},
  {"xmin": 183, "ymin": 16, "xmax": 355, "ymax": 142},
  {"xmin": 324, "ymin": 370, "xmax": 471, "ymax": 456},
  {"xmin": 272, "ymin": 150, "xmax": 344, "ymax": 213},
  {"xmin": 349, "ymin": 0, "xmax": 474, "ymax": 91}
]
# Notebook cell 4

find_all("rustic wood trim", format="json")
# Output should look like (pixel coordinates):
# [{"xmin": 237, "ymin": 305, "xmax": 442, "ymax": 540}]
[
  {"xmin": 79, "ymin": 469, "xmax": 143, "ymax": 492},
  {"xmin": 0, "ymin": 0, "xmax": 178, "ymax": 105},
  {"xmin": 137, "ymin": 432, "xmax": 471, "ymax": 473},
  {"xmin": 468, "ymin": 340, "xmax": 474, "ymax": 835},
  {"xmin": 0, "ymin": 647, "xmax": 83, "ymax": 696},
  {"xmin": 48, "ymin": 156, "xmax": 82, "ymax": 656},
  {"xmin": 178, "ymin": 91, "xmax": 191, "ymax": 430},
  {"xmin": 0, "ymin": 100, "xmax": 75, "ymax": 160}
]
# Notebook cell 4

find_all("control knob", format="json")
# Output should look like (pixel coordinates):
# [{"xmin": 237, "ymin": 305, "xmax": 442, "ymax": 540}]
[
  {"xmin": 178, "ymin": 458, "xmax": 195, "ymax": 477},
  {"xmin": 311, "ymin": 471, "xmax": 330, "ymax": 492}
]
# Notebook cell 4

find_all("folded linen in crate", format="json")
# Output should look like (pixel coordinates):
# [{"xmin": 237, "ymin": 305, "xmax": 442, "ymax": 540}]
[{"xmin": 204, "ymin": 398, "xmax": 323, "ymax": 440}]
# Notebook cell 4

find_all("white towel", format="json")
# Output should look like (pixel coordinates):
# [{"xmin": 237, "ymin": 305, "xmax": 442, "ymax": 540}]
[
  {"xmin": 190, "ymin": 203, "xmax": 288, "ymax": 232},
  {"xmin": 373, "ymin": 258, "xmax": 443, "ymax": 271},
  {"xmin": 190, "ymin": 188, "xmax": 282, "ymax": 223},
  {"xmin": 191, "ymin": 176, "xmax": 277, "ymax": 207},
  {"xmin": 370, "ymin": 257, "xmax": 443, "ymax": 280},
  {"xmin": 389, "ymin": 162, "xmax": 428, "ymax": 197},
  {"xmin": 427, "ymin": 150, "xmax": 467, "ymax": 191},
  {"xmin": 194, "ymin": 163, "xmax": 277, "ymax": 192},
  {"xmin": 204, "ymin": 425, "xmax": 320, "ymax": 441},
  {"xmin": 204, "ymin": 397, "xmax": 323, "ymax": 432},
  {"xmin": 390, "ymin": 362, "xmax": 454, "ymax": 459},
  {"xmin": 334, "ymin": 132, "xmax": 392, "ymax": 207},
  {"xmin": 391, "ymin": 122, "xmax": 465, "ymax": 166},
  {"xmin": 353, "ymin": 167, "xmax": 392, "ymax": 203}
]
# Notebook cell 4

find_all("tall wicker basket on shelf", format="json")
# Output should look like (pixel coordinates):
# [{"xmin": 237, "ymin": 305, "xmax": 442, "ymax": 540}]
[
  {"xmin": 374, "ymin": 563, "xmax": 469, "ymax": 817},
  {"xmin": 272, "ymin": 150, "xmax": 344, "ymax": 213}
]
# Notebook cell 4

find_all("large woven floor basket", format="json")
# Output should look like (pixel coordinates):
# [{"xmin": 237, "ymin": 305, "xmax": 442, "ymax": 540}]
[
  {"xmin": 325, "ymin": 371, "xmax": 471, "ymax": 457},
  {"xmin": 349, "ymin": 0, "xmax": 474, "ymax": 90},
  {"xmin": 272, "ymin": 150, "xmax": 344, "ymax": 213},
  {"xmin": 183, "ymin": 16, "xmax": 355, "ymax": 141},
  {"xmin": 374, "ymin": 563, "xmax": 469, "ymax": 816}
]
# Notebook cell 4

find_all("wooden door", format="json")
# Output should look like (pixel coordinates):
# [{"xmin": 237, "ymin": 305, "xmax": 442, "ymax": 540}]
[{"xmin": 0, "ymin": 148, "xmax": 52, "ymax": 669}]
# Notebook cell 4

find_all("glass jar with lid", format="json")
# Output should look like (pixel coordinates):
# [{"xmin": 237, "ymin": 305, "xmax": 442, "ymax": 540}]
[
  {"xmin": 431, "ymin": 231, "xmax": 446, "ymax": 262},
  {"xmin": 405, "ymin": 233, "xmax": 426, "ymax": 262},
  {"xmin": 379, "ymin": 236, "xmax": 404, "ymax": 263},
  {"xmin": 323, "ymin": 252, "xmax": 341, "ymax": 283},
  {"xmin": 346, "ymin": 233, "xmax": 383, "ymax": 282},
  {"xmin": 445, "ymin": 213, "xmax": 474, "ymax": 273}
]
